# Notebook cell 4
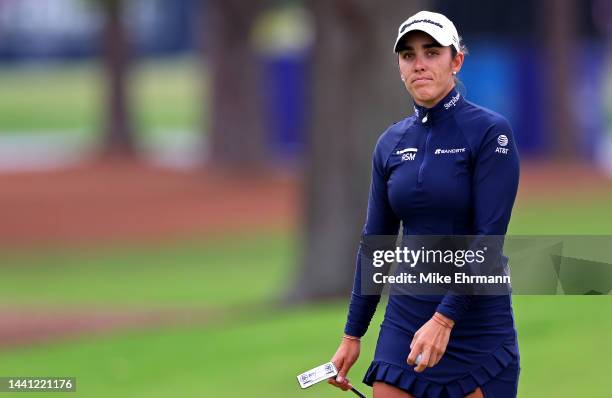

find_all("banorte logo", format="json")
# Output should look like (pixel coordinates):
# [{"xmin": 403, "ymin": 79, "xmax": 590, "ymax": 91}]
[{"xmin": 435, "ymin": 147, "xmax": 466, "ymax": 155}]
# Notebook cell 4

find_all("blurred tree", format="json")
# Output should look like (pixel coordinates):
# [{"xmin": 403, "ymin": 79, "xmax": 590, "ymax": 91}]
[
  {"xmin": 95, "ymin": 0, "xmax": 136, "ymax": 157},
  {"xmin": 543, "ymin": 0, "xmax": 578, "ymax": 159},
  {"xmin": 206, "ymin": 0, "xmax": 267, "ymax": 169},
  {"xmin": 287, "ymin": 0, "xmax": 425, "ymax": 301}
]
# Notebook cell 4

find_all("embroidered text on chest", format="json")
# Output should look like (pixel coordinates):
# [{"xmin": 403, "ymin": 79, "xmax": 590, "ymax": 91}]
[
  {"xmin": 396, "ymin": 147, "xmax": 418, "ymax": 161},
  {"xmin": 434, "ymin": 147, "xmax": 466, "ymax": 155}
]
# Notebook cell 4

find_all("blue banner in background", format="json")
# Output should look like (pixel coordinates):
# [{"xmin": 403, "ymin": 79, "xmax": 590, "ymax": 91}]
[
  {"xmin": 262, "ymin": 54, "xmax": 309, "ymax": 159},
  {"xmin": 459, "ymin": 39, "xmax": 545, "ymax": 157},
  {"xmin": 458, "ymin": 39, "xmax": 604, "ymax": 159}
]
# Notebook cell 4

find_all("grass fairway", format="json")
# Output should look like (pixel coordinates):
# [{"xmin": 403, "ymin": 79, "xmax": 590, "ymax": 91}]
[
  {"xmin": 0, "ymin": 233, "xmax": 295, "ymax": 309},
  {"xmin": 513, "ymin": 296, "xmax": 612, "ymax": 397},
  {"xmin": 0, "ymin": 303, "xmax": 375, "ymax": 398},
  {"xmin": 511, "ymin": 193, "xmax": 612, "ymax": 234},
  {"xmin": 0, "ymin": 297, "xmax": 609, "ymax": 397},
  {"xmin": 0, "ymin": 194, "xmax": 611, "ymax": 396}
]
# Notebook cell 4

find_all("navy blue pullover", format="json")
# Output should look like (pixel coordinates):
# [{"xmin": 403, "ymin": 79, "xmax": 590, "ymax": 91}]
[{"xmin": 344, "ymin": 87, "xmax": 520, "ymax": 337}]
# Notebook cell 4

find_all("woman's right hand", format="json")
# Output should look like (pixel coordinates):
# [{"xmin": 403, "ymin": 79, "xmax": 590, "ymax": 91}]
[{"xmin": 327, "ymin": 336, "xmax": 361, "ymax": 391}]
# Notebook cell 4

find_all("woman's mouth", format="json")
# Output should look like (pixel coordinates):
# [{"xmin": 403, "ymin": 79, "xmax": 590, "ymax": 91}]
[{"xmin": 412, "ymin": 77, "xmax": 431, "ymax": 84}]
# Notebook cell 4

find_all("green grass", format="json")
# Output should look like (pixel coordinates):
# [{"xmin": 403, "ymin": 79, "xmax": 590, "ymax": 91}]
[
  {"xmin": 1, "ymin": 195, "xmax": 611, "ymax": 396},
  {"xmin": 513, "ymin": 296, "xmax": 612, "ymax": 397},
  {"xmin": 0, "ymin": 303, "xmax": 379, "ymax": 398},
  {"xmin": 133, "ymin": 58, "xmax": 204, "ymax": 137},
  {"xmin": 0, "ymin": 63, "xmax": 102, "ymax": 135},
  {"xmin": 0, "ymin": 298, "xmax": 609, "ymax": 397},
  {"xmin": 0, "ymin": 57, "xmax": 203, "ymax": 138},
  {"xmin": 0, "ymin": 233, "xmax": 294, "ymax": 309},
  {"xmin": 509, "ymin": 195, "xmax": 612, "ymax": 234}
]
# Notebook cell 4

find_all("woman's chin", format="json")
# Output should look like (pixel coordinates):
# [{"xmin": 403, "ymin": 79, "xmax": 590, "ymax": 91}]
[{"xmin": 413, "ymin": 93, "xmax": 435, "ymax": 106}]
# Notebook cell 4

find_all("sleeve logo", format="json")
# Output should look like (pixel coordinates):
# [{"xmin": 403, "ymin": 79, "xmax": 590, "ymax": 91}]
[{"xmin": 495, "ymin": 134, "xmax": 509, "ymax": 154}]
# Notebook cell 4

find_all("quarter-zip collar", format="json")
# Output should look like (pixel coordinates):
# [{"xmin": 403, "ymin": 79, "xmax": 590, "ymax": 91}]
[{"xmin": 412, "ymin": 86, "xmax": 463, "ymax": 124}]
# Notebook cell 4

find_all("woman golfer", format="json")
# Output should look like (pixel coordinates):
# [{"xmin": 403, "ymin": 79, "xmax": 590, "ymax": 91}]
[{"xmin": 327, "ymin": 10, "xmax": 520, "ymax": 398}]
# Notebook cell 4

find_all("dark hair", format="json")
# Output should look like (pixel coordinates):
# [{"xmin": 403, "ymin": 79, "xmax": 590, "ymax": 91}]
[
  {"xmin": 451, "ymin": 36, "xmax": 468, "ymax": 84},
  {"xmin": 450, "ymin": 37, "xmax": 469, "ymax": 58}
]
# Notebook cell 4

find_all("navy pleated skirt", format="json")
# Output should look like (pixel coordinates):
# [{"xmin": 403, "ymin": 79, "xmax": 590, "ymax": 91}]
[{"xmin": 363, "ymin": 294, "xmax": 520, "ymax": 398}]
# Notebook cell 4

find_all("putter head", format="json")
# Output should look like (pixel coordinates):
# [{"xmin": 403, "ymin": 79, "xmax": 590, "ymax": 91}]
[{"xmin": 297, "ymin": 362, "xmax": 338, "ymax": 389}]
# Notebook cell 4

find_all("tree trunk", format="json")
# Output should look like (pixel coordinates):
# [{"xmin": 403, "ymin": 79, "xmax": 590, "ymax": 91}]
[
  {"xmin": 287, "ymin": 0, "xmax": 426, "ymax": 302},
  {"xmin": 101, "ymin": 0, "xmax": 135, "ymax": 157},
  {"xmin": 542, "ymin": 0, "xmax": 577, "ymax": 159},
  {"xmin": 206, "ymin": 0, "xmax": 267, "ymax": 170}
]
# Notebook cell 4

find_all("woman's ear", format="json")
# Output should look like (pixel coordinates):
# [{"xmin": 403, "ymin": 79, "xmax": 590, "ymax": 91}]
[
  {"xmin": 452, "ymin": 52, "xmax": 464, "ymax": 74},
  {"xmin": 398, "ymin": 58, "xmax": 406, "ymax": 82}
]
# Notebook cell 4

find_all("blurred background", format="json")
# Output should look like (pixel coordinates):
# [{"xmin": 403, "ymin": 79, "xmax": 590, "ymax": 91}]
[{"xmin": 0, "ymin": 0, "xmax": 611, "ymax": 397}]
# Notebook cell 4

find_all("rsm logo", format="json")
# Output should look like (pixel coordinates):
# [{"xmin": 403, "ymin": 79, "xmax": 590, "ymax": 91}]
[
  {"xmin": 396, "ymin": 147, "xmax": 418, "ymax": 161},
  {"xmin": 402, "ymin": 152, "xmax": 416, "ymax": 161}
]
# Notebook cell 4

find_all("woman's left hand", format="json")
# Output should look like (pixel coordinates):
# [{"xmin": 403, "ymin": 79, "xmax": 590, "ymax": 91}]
[{"xmin": 407, "ymin": 312, "xmax": 454, "ymax": 372}]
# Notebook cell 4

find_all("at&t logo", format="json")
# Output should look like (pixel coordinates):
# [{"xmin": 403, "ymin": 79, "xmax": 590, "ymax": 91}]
[{"xmin": 495, "ymin": 134, "xmax": 509, "ymax": 154}]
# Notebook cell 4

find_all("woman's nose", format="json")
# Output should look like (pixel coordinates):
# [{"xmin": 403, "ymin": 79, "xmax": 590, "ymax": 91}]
[{"xmin": 413, "ymin": 54, "xmax": 426, "ymax": 71}]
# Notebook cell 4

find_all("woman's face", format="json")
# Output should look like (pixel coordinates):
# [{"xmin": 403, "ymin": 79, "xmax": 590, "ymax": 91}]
[{"xmin": 397, "ymin": 31, "xmax": 463, "ymax": 108}]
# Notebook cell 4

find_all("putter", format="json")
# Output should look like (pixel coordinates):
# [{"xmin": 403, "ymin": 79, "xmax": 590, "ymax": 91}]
[{"xmin": 297, "ymin": 362, "xmax": 368, "ymax": 397}]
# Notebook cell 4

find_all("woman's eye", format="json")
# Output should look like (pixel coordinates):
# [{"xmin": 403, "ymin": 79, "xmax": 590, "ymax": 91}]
[{"xmin": 427, "ymin": 51, "xmax": 438, "ymax": 56}]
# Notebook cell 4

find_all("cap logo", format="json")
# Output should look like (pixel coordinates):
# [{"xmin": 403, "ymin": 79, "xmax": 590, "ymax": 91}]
[{"xmin": 400, "ymin": 18, "xmax": 443, "ymax": 33}]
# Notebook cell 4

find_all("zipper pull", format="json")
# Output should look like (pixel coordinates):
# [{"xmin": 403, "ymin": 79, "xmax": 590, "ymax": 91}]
[{"xmin": 422, "ymin": 113, "xmax": 428, "ymax": 123}]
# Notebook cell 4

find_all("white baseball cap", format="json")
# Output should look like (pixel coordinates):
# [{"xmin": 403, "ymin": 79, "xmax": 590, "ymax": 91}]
[{"xmin": 393, "ymin": 11, "xmax": 460, "ymax": 53}]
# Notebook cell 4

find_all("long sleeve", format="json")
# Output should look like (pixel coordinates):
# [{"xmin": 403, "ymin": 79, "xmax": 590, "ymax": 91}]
[
  {"xmin": 436, "ymin": 117, "xmax": 520, "ymax": 322},
  {"xmin": 344, "ymin": 136, "xmax": 401, "ymax": 337}
]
